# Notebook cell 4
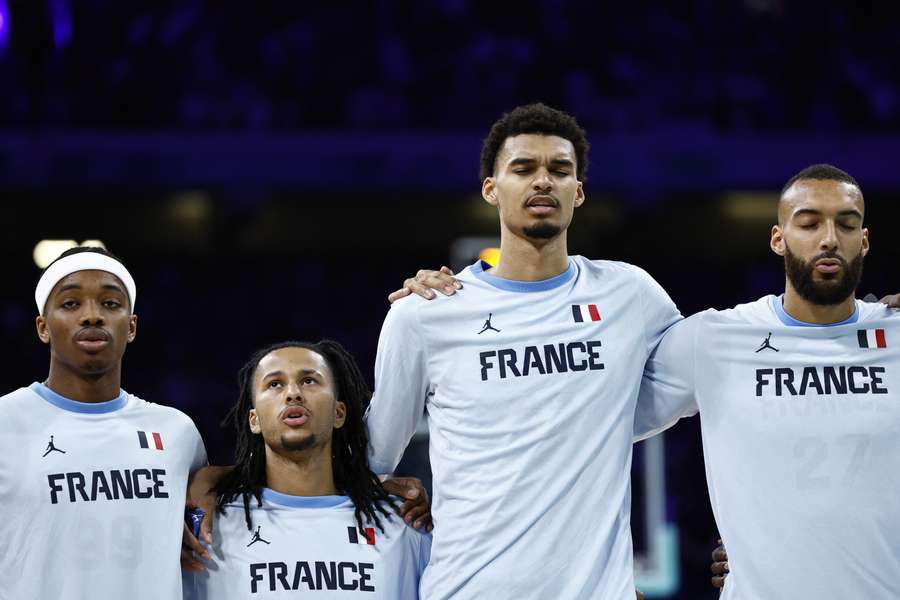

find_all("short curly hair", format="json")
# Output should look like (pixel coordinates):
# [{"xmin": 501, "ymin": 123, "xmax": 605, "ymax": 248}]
[{"xmin": 480, "ymin": 103, "xmax": 590, "ymax": 181}]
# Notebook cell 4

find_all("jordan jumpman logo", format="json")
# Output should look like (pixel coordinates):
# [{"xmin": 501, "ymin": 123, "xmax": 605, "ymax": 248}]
[
  {"xmin": 755, "ymin": 332, "xmax": 779, "ymax": 353},
  {"xmin": 247, "ymin": 526, "xmax": 270, "ymax": 547},
  {"xmin": 42, "ymin": 435, "xmax": 66, "ymax": 457},
  {"xmin": 478, "ymin": 313, "xmax": 501, "ymax": 334}
]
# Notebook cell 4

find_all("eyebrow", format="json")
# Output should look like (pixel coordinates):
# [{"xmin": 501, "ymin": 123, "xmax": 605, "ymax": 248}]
[
  {"xmin": 55, "ymin": 283, "xmax": 126, "ymax": 295},
  {"xmin": 261, "ymin": 368, "xmax": 322, "ymax": 380},
  {"xmin": 792, "ymin": 208, "xmax": 863, "ymax": 219},
  {"xmin": 507, "ymin": 157, "xmax": 575, "ymax": 169}
]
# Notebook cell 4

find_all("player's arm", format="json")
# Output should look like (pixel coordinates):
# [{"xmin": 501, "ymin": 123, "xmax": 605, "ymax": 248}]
[
  {"xmin": 181, "ymin": 424, "xmax": 213, "ymax": 572},
  {"xmin": 634, "ymin": 314, "xmax": 701, "ymax": 440},
  {"xmin": 366, "ymin": 298, "xmax": 431, "ymax": 480},
  {"xmin": 711, "ymin": 539, "xmax": 729, "ymax": 590},
  {"xmin": 631, "ymin": 267, "xmax": 699, "ymax": 440},
  {"xmin": 387, "ymin": 266, "xmax": 461, "ymax": 303}
]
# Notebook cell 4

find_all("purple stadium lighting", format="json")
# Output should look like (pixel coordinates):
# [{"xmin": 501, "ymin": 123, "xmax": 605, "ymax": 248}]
[
  {"xmin": 50, "ymin": 0, "xmax": 72, "ymax": 49},
  {"xmin": 0, "ymin": 0, "xmax": 9, "ymax": 51}
]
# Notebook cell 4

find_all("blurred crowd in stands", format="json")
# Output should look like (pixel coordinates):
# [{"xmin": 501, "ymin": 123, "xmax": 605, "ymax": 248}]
[{"xmin": 2, "ymin": 0, "xmax": 899, "ymax": 132}]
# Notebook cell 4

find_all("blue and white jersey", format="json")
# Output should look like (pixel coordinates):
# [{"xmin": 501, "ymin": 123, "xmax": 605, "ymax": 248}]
[
  {"xmin": 366, "ymin": 256, "xmax": 682, "ymax": 600},
  {"xmin": 638, "ymin": 296, "xmax": 900, "ymax": 599},
  {"xmin": 0, "ymin": 382, "xmax": 207, "ymax": 600},
  {"xmin": 183, "ymin": 490, "xmax": 430, "ymax": 599}
]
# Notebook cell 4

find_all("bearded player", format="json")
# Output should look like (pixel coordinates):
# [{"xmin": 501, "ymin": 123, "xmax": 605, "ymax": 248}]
[
  {"xmin": 633, "ymin": 164, "xmax": 900, "ymax": 598},
  {"xmin": 0, "ymin": 247, "xmax": 207, "ymax": 599}
]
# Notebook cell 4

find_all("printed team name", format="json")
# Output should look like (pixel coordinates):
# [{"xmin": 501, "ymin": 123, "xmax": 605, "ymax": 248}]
[
  {"xmin": 250, "ymin": 561, "xmax": 375, "ymax": 593},
  {"xmin": 47, "ymin": 469, "xmax": 168, "ymax": 504},
  {"xmin": 755, "ymin": 366, "xmax": 888, "ymax": 397},
  {"xmin": 479, "ymin": 341, "xmax": 604, "ymax": 381}
]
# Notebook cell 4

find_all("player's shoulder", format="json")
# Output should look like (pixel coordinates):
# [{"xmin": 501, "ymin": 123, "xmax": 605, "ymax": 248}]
[
  {"xmin": 858, "ymin": 298, "xmax": 900, "ymax": 324},
  {"xmin": 703, "ymin": 295, "xmax": 775, "ymax": 325},
  {"xmin": 388, "ymin": 262, "xmax": 485, "ymax": 317},
  {"xmin": 0, "ymin": 385, "xmax": 40, "ymax": 412},
  {"xmin": 126, "ymin": 392, "xmax": 200, "ymax": 431},
  {"xmin": 374, "ymin": 503, "xmax": 432, "ymax": 555},
  {"xmin": 578, "ymin": 257, "xmax": 666, "ymax": 292},
  {"xmin": 579, "ymin": 256, "xmax": 650, "ymax": 279}
]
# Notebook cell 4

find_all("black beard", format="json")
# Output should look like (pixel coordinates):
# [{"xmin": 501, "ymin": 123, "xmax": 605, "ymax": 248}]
[
  {"xmin": 784, "ymin": 245, "xmax": 864, "ymax": 305},
  {"xmin": 522, "ymin": 222, "xmax": 562, "ymax": 240},
  {"xmin": 280, "ymin": 433, "xmax": 317, "ymax": 452}
]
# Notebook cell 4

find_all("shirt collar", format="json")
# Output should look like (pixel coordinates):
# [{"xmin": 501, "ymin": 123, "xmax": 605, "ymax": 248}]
[
  {"xmin": 471, "ymin": 258, "xmax": 576, "ymax": 292},
  {"xmin": 770, "ymin": 295, "xmax": 859, "ymax": 327}
]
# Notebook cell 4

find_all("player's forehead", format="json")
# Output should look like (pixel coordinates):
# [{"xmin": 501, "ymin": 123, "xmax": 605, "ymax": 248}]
[
  {"xmin": 49, "ymin": 269, "xmax": 128, "ymax": 297},
  {"xmin": 780, "ymin": 179, "xmax": 864, "ymax": 220},
  {"xmin": 498, "ymin": 134, "xmax": 576, "ymax": 167},
  {"xmin": 255, "ymin": 347, "xmax": 331, "ymax": 381}
]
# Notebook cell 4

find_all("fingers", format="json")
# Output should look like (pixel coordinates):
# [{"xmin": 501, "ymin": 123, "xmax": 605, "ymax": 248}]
[
  {"xmin": 181, "ymin": 521, "xmax": 210, "ymax": 572},
  {"xmin": 388, "ymin": 288, "xmax": 412, "ymax": 304},
  {"xmin": 382, "ymin": 476, "xmax": 427, "ymax": 501},
  {"xmin": 712, "ymin": 547, "xmax": 727, "ymax": 562},
  {"xmin": 635, "ymin": 590, "xmax": 644, "ymax": 600},
  {"xmin": 401, "ymin": 502, "xmax": 431, "ymax": 529},
  {"xmin": 183, "ymin": 520, "xmax": 210, "ymax": 558},
  {"xmin": 711, "ymin": 561, "xmax": 729, "ymax": 576},
  {"xmin": 181, "ymin": 547, "xmax": 206, "ymax": 572},
  {"xmin": 880, "ymin": 293, "xmax": 900, "ymax": 308},
  {"xmin": 201, "ymin": 513, "xmax": 214, "ymax": 545},
  {"xmin": 411, "ymin": 269, "xmax": 463, "ymax": 298},
  {"xmin": 382, "ymin": 477, "xmax": 433, "ymax": 530},
  {"xmin": 712, "ymin": 575, "xmax": 726, "ymax": 589}
]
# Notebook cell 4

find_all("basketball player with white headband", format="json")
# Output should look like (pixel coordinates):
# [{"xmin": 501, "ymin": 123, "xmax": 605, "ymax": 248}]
[{"xmin": 0, "ymin": 246, "xmax": 208, "ymax": 600}]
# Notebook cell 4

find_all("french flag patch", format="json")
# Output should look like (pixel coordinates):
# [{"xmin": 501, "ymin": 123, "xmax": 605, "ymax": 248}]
[
  {"xmin": 347, "ymin": 526, "xmax": 375, "ymax": 545},
  {"xmin": 571, "ymin": 304, "xmax": 602, "ymax": 323},
  {"xmin": 857, "ymin": 329, "xmax": 887, "ymax": 349},
  {"xmin": 137, "ymin": 431, "xmax": 164, "ymax": 450}
]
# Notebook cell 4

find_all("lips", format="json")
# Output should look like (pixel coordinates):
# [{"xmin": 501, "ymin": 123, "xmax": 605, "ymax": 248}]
[
  {"xmin": 814, "ymin": 258, "xmax": 843, "ymax": 274},
  {"xmin": 74, "ymin": 328, "xmax": 111, "ymax": 352},
  {"xmin": 280, "ymin": 405, "xmax": 310, "ymax": 427},
  {"xmin": 525, "ymin": 195, "xmax": 559, "ymax": 216},
  {"xmin": 526, "ymin": 195, "xmax": 558, "ymax": 208}
]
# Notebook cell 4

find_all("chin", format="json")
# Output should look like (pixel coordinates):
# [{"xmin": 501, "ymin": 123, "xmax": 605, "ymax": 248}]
[{"xmin": 280, "ymin": 432, "xmax": 317, "ymax": 452}]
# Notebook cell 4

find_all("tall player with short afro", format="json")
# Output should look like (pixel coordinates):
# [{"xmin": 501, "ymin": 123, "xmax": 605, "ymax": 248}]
[{"xmin": 371, "ymin": 103, "xmax": 676, "ymax": 599}]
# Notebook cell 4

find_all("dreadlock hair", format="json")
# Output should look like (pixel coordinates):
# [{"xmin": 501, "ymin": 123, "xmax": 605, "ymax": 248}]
[
  {"xmin": 214, "ymin": 339, "xmax": 397, "ymax": 535},
  {"xmin": 480, "ymin": 103, "xmax": 590, "ymax": 181}
]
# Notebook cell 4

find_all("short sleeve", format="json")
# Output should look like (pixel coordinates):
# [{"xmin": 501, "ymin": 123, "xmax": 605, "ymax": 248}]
[{"xmin": 634, "ymin": 313, "xmax": 702, "ymax": 441}]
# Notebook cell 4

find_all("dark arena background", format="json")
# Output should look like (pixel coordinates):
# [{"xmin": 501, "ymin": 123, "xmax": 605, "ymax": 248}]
[{"xmin": 2, "ymin": 2, "xmax": 900, "ymax": 598}]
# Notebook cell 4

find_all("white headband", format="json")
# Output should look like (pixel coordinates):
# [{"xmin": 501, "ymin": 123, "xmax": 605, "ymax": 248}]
[{"xmin": 35, "ymin": 253, "xmax": 137, "ymax": 315}]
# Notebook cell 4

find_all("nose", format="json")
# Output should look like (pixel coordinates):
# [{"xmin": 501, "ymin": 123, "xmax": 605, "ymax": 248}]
[
  {"xmin": 819, "ymin": 221, "xmax": 839, "ymax": 251},
  {"xmin": 285, "ymin": 381, "xmax": 303, "ymax": 402},
  {"xmin": 78, "ymin": 300, "xmax": 105, "ymax": 327},
  {"xmin": 532, "ymin": 167, "xmax": 552, "ymax": 192}
]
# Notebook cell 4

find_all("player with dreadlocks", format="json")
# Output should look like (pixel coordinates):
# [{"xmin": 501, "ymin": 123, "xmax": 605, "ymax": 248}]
[{"xmin": 183, "ymin": 340, "xmax": 430, "ymax": 599}]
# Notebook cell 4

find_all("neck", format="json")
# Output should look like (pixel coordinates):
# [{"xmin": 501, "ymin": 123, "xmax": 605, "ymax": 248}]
[
  {"xmin": 782, "ymin": 280, "xmax": 856, "ymax": 324},
  {"xmin": 264, "ymin": 442, "xmax": 339, "ymax": 497},
  {"xmin": 45, "ymin": 360, "xmax": 122, "ymax": 403},
  {"xmin": 490, "ymin": 226, "xmax": 569, "ymax": 281}
]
